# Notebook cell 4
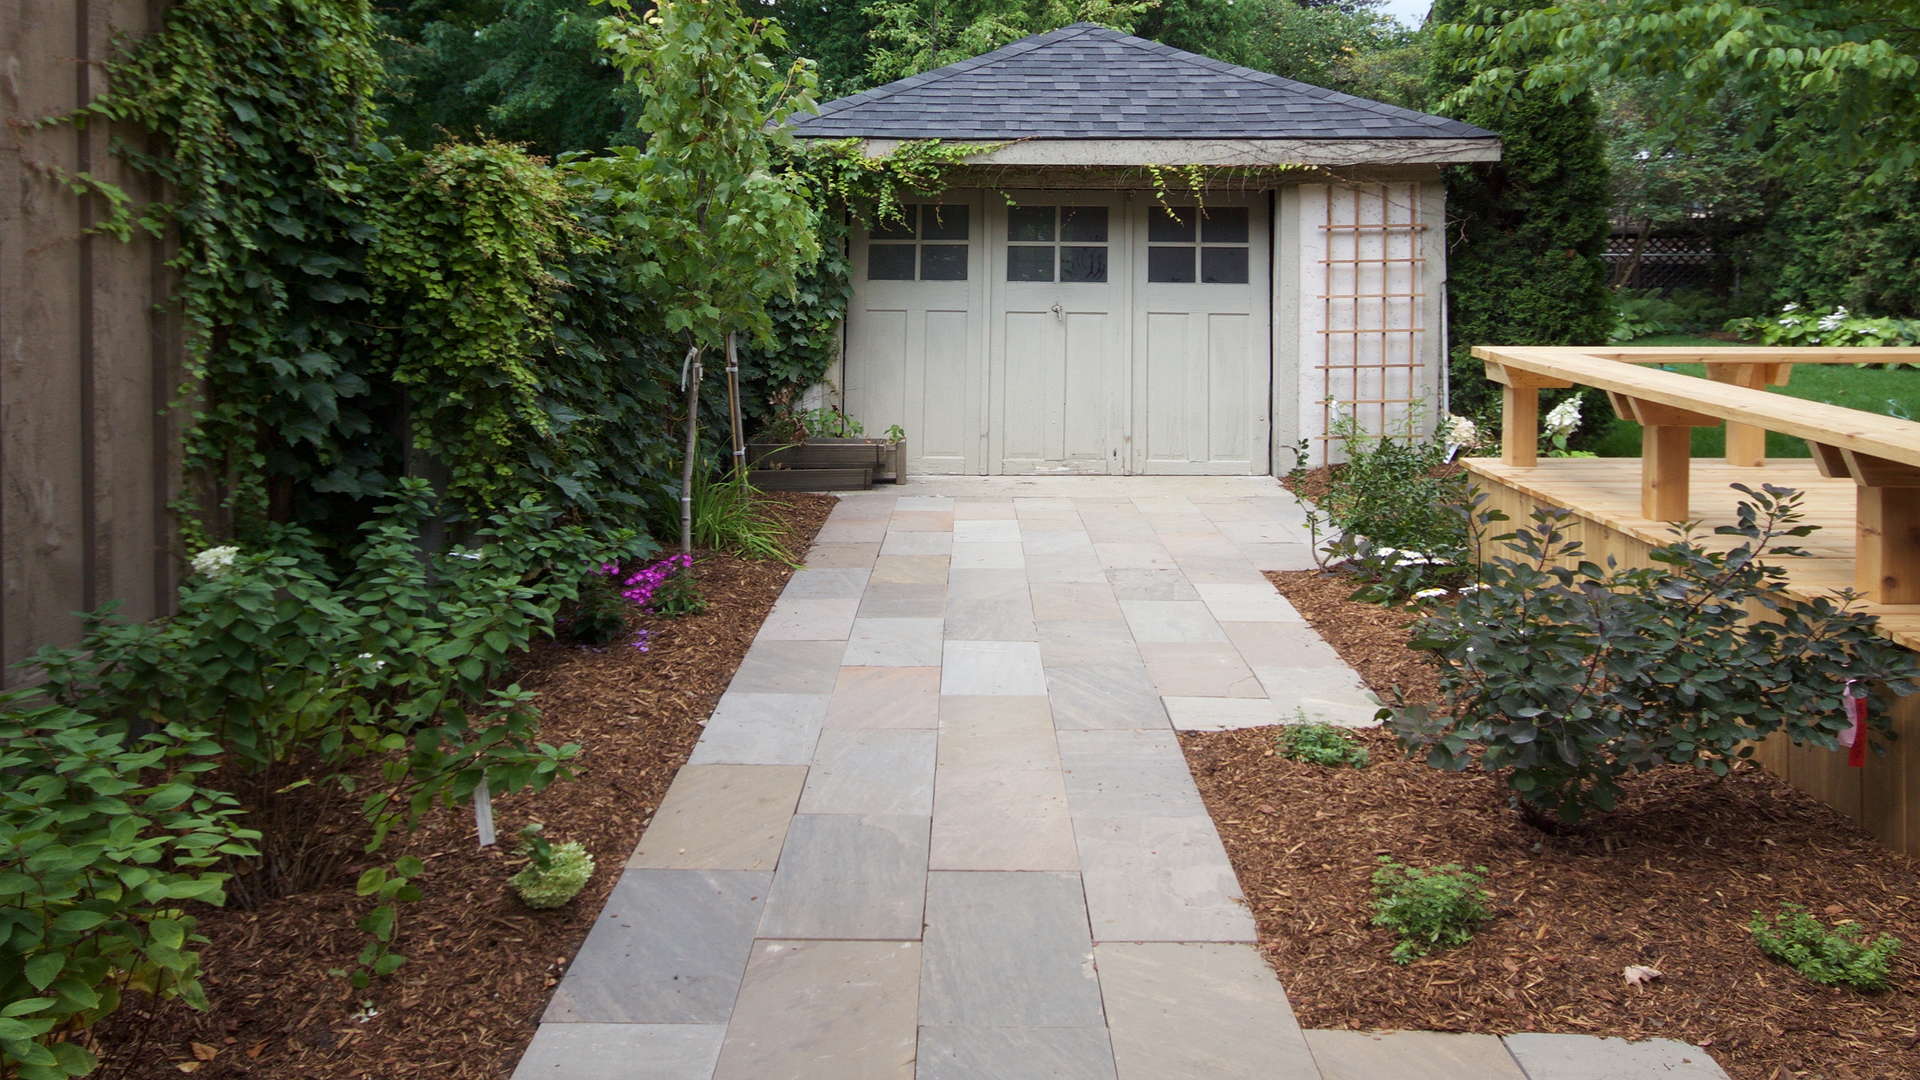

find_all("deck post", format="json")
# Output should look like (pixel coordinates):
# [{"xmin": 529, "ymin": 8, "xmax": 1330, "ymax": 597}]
[
  {"xmin": 1705, "ymin": 363, "xmax": 1780, "ymax": 467},
  {"xmin": 1501, "ymin": 383, "xmax": 1539, "ymax": 467},
  {"xmin": 1640, "ymin": 425, "xmax": 1693, "ymax": 521},
  {"xmin": 1834, "ymin": 449, "xmax": 1920, "ymax": 605}
]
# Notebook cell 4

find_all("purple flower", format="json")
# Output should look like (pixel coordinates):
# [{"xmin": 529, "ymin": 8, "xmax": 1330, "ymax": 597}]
[{"xmin": 629, "ymin": 628, "xmax": 653, "ymax": 653}]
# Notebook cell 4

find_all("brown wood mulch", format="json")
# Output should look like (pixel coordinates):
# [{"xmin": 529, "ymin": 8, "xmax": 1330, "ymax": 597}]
[
  {"xmin": 91, "ymin": 492, "xmax": 834, "ymax": 1080},
  {"xmin": 1179, "ymin": 567, "xmax": 1920, "ymax": 1080}
]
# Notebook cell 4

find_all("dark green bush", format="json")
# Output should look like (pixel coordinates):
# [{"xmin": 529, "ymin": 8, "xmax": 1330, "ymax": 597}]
[{"xmin": 1392, "ymin": 485, "xmax": 1920, "ymax": 825}]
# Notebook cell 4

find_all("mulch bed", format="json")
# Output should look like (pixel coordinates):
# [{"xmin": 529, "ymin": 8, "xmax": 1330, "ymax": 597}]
[
  {"xmin": 92, "ymin": 492, "xmax": 833, "ymax": 1080},
  {"xmin": 1180, "ymin": 567, "xmax": 1920, "ymax": 1080}
]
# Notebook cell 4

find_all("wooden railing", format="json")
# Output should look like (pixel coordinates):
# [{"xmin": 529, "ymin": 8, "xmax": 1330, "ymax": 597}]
[{"xmin": 1473, "ymin": 346, "xmax": 1920, "ymax": 605}]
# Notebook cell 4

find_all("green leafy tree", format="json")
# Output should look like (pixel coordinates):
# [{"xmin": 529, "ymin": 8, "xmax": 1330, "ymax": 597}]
[
  {"xmin": 592, "ymin": 0, "xmax": 822, "ymax": 551},
  {"xmin": 1427, "ymin": 0, "xmax": 1612, "ymax": 422},
  {"xmin": 771, "ymin": 0, "xmax": 880, "ymax": 96},
  {"xmin": 1248, "ymin": 0, "xmax": 1423, "ymax": 105},
  {"xmin": 862, "ymin": 0, "xmax": 1151, "ymax": 83}
]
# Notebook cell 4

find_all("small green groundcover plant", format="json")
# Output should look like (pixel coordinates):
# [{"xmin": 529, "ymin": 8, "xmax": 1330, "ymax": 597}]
[
  {"xmin": 1277, "ymin": 723, "xmax": 1370, "ymax": 769},
  {"xmin": 1749, "ymin": 903, "xmax": 1902, "ymax": 991},
  {"xmin": 1370, "ymin": 858, "xmax": 1492, "ymax": 964},
  {"xmin": 509, "ymin": 825, "xmax": 596, "ymax": 910}
]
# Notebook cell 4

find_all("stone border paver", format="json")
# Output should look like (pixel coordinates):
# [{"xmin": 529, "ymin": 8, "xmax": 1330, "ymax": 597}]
[{"xmin": 518, "ymin": 476, "xmax": 1729, "ymax": 1080}]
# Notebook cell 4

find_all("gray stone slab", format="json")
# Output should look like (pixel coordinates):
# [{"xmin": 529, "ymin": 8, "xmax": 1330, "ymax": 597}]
[
  {"xmin": 881, "ymin": 530, "xmax": 955, "ymax": 555},
  {"xmin": 1218, "ymin": 519, "xmax": 1309, "ymax": 545},
  {"xmin": 800, "ymin": 728, "xmax": 936, "ymax": 815},
  {"xmin": 942, "ymin": 640, "xmax": 1048, "ymax": 695},
  {"xmin": 712, "ymin": 940, "xmax": 920, "ymax": 1080},
  {"xmin": 757, "ymin": 814, "xmax": 930, "ymax": 940},
  {"xmin": 1106, "ymin": 567, "xmax": 1198, "ymax": 600},
  {"xmin": 1096, "ymin": 542, "xmax": 1178, "ymax": 570},
  {"xmin": 1038, "ymin": 620, "xmax": 1144, "ymax": 667},
  {"xmin": 1163, "ymin": 696, "xmax": 1284, "ymax": 731},
  {"xmin": 1025, "ymin": 552, "xmax": 1109, "ymax": 583},
  {"xmin": 1238, "ymin": 543, "xmax": 1319, "ymax": 571},
  {"xmin": 951, "ymin": 541, "xmax": 1026, "ymax": 570},
  {"xmin": 920, "ymin": 871, "xmax": 1106, "ymax": 1027},
  {"xmin": 930, "ymin": 766, "xmax": 1078, "ymax": 871},
  {"xmin": 545, "ymin": 870, "xmax": 771, "ymax": 1023},
  {"xmin": 689, "ymin": 692, "xmax": 829, "ymax": 765},
  {"xmin": 843, "ymin": 616, "xmax": 945, "ymax": 666},
  {"xmin": 1195, "ymin": 583, "xmax": 1302, "ymax": 622},
  {"xmin": 1046, "ymin": 663, "xmax": 1169, "ymax": 730},
  {"xmin": 1056, "ymin": 730, "xmax": 1205, "ymax": 817},
  {"xmin": 511, "ymin": 1023, "xmax": 726, "ymax": 1080},
  {"xmin": 859, "ymin": 583, "xmax": 949, "ymax": 618},
  {"xmin": 1119, "ymin": 599, "xmax": 1227, "ymax": 643},
  {"xmin": 937, "ymin": 695, "xmax": 1057, "ymax": 768},
  {"xmin": 728, "ymin": 640, "xmax": 847, "ymax": 694},
  {"xmin": 1502, "ymin": 1035, "xmax": 1731, "ymax": 1080},
  {"xmin": 804, "ymin": 542, "xmax": 881, "ymax": 568},
  {"xmin": 1222, "ymin": 621, "xmax": 1346, "ymax": 668},
  {"xmin": 815, "ymin": 519, "xmax": 889, "ymax": 543},
  {"xmin": 1023, "ymin": 530, "xmax": 1097, "ymax": 556},
  {"xmin": 783, "ymin": 567, "xmax": 872, "ymax": 599},
  {"xmin": 1305, "ymin": 1030, "xmax": 1526, "ymax": 1080},
  {"xmin": 917, "ymin": 1027, "xmax": 1118, "ymax": 1080},
  {"xmin": 629, "ymin": 765, "xmax": 806, "ymax": 870},
  {"xmin": 826, "ymin": 665, "xmax": 941, "ymax": 728},
  {"xmin": 1177, "ymin": 557, "xmax": 1271, "ymax": 585},
  {"xmin": 890, "ymin": 510, "xmax": 954, "ymax": 531},
  {"xmin": 1081, "ymin": 513, "xmax": 1159, "ymax": 544},
  {"xmin": 953, "ymin": 500, "xmax": 1018, "ymax": 520},
  {"xmin": 896, "ymin": 495, "xmax": 955, "ymax": 510},
  {"xmin": 954, "ymin": 519, "xmax": 1021, "ymax": 542},
  {"xmin": 869, "ymin": 554, "xmax": 950, "ymax": 583},
  {"xmin": 1140, "ymin": 642, "xmax": 1263, "ymax": 698},
  {"xmin": 1075, "ymin": 818, "xmax": 1255, "ymax": 942},
  {"xmin": 755, "ymin": 597, "xmax": 860, "ymax": 641},
  {"xmin": 1099, "ymin": 943, "xmax": 1315, "ymax": 1078},
  {"xmin": 1031, "ymin": 582, "xmax": 1125, "ymax": 622},
  {"xmin": 943, "ymin": 579, "xmax": 1038, "ymax": 640}
]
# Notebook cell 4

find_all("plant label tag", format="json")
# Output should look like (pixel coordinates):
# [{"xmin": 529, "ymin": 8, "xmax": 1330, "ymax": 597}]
[
  {"xmin": 474, "ymin": 776, "xmax": 496, "ymax": 847},
  {"xmin": 1840, "ymin": 681, "xmax": 1868, "ymax": 768}
]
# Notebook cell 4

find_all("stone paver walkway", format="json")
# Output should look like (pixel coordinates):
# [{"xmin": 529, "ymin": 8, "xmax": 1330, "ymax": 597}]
[{"xmin": 513, "ymin": 477, "xmax": 1729, "ymax": 1080}]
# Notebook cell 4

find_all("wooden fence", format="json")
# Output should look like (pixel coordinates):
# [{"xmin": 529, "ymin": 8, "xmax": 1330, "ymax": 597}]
[{"xmin": 2, "ymin": 0, "xmax": 182, "ymax": 685}]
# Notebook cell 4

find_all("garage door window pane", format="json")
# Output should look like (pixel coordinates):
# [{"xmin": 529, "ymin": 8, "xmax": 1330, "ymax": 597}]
[
  {"xmin": 1009, "ymin": 206, "xmax": 1056, "ymax": 242},
  {"xmin": 1060, "ymin": 245, "xmax": 1108, "ymax": 283},
  {"xmin": 869, "ymin": 243, "xmax": 917, "ymax": 280},
  {"xmin": 1061, "ymin": 206, "xmax": 1109, "ymax": 243},
  {"xmin": 1007, "ymin": 246, "xmax": 1055, "ymax": 281},
  {"xmin": 921, "ymin": 205, "xmax": 970, "ymax": 241},
  {"xmin": 1201, "ymin": 207, "xmax": 1249, "ymax": 244},
  {"xmin": 1148, "ymin": 207, "xmax": 1195, "ymax": 243},
  {"xmin": 1147, "ymin": 246, "xmax": 1195, "ymax": 283},
  {"xmin": 872, "ymin": 208, "xmax": 917, "ymax": 241},
  {"xmin": 920, "ymin": 244, "xmax": 968, "ymax": 281},
  {"xmin": 1200, "ymin": 246, "xmax": 1249, "ymax": 284}
]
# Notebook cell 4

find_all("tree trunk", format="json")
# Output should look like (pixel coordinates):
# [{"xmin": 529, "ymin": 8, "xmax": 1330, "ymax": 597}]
[
  {"xmin": 680, "ymin": 343, "xmax": 702, "ymax": 556},
  {"xmin": 724, "ymin": 331, "xmax": 747, "ymax": 477},
  {"xmin": 1613, "ymin": 219, "xmax": 1652, "ymax": 289}
]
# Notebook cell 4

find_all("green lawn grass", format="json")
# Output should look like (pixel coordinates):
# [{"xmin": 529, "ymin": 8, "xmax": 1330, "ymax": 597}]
[{"xmin": 1587, "ymin": 334, "xmax": 1920, "ymax": 458}]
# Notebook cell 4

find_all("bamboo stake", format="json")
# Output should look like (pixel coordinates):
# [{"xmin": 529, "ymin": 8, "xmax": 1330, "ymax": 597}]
[
  {"xmin": 724, "ymin": 331, "xmax": 747, "ymax": 477},
  {"xmin": 680, "ymin": 342, "xmax": 702, "ymax": 556}
]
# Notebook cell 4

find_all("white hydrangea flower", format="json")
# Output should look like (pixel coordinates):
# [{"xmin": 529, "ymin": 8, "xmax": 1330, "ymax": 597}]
[
  {"xmin": 190, "ymin": 545, "xmax": 241, "ymax": 579},
  {"xmin": 1818, "ymin": 307, "xmax": 1849, "ymax": 331},
  {"xmin": 1458, "ymin": 583, "xmax": 1489, "ymax": 594},
  {"xmin": 1543, "ymin": 393, "xmax": 1584, "ymax": 439},
  {"xmin": 1780, "ymin": 302, "xmax": 1801, "ymax": 313},
  {"xmin": 1411, "ymin": 587, "xmax": 1449, "ymax": 600},
  {"xmin": 1443, "ymin": 415, "xmax": 1481, "ymax": 447}
]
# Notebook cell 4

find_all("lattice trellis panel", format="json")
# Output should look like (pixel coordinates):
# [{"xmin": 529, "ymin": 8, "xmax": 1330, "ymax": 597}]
[{"xmin": 1306, "ymin": 182, "xmax": 1428, "ymax": 454}]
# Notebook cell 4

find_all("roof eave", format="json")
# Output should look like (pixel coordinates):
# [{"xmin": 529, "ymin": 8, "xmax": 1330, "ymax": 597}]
[{"xmin": 792, "ymin": 136, "xmax": 1503, "ymax": 167}]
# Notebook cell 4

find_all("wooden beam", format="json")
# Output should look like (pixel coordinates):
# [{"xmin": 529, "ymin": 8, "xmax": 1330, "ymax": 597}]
[
  {"xmin": 1706, "ymin": 363, "xmax": 1777, "ymax": 466},
  {"xmin": 1582, "ymin": 347, "xmax": 1920, "ymax": 366},
  {"xmin": 1857, "ymin": 487, "xmax": 1920, "ymax": 605},
  {"xmin": 1808, "ymin": 440, "xmax": 1850, "ymax": 478}
]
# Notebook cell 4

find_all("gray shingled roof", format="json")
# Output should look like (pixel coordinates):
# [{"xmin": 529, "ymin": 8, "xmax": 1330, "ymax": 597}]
[{"xmin": 787, "ymin": 23, "xmax": 1495, "ymax": 142}]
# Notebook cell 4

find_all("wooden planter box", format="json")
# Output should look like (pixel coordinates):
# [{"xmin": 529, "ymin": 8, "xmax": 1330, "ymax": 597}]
[
  {"xmin": 749, "ymin": 466, "xmax": 874, "ymax": 492},
  {"xmin": 748, "ymin": 439, "xmax": 886, "ymax": 472}
]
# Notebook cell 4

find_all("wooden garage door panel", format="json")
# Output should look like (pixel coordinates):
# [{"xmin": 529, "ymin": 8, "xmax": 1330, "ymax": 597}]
[
  {"xmin": 1207, "ymin": 313, "xmax": 1253, "ymax": 466},
  {"xmin": 997, "ymin": 310, "xmax": 1057, "ymax": 466},
  {"xmin": 1143, "ymin": 311, "xmax": 1193, "ymax": 463},
  {"xmin": 918, "ymin": 308, "xmax": 971, "ymax": 465}
]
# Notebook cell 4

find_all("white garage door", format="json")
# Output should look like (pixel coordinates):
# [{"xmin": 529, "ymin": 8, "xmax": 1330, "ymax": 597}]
[{"xmin": 844, "ymin": 190, "xmax": 1268, "ymax": 476}]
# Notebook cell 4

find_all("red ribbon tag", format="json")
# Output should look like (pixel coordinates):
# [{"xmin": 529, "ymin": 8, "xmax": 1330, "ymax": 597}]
[{"xmin": 1841, "ymin": 680, "xmax": 1868, "ymax": 768}]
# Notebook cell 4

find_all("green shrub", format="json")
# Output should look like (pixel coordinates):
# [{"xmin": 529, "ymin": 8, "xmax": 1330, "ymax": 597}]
[
  {"xmin": 1, "ymin": 693, "xmax": 257, "ymax": 1079},
  {"xmin": 564, "ymin": 570, "xmax": 633, "ymax": 646},
  {"xmin": 1370, "ymin": 858, "xmax": 1491, "ymax": 964},
  {"xmin": 648, "ymin": 568, "xmax": 709, "ymax": 618},
  {"xmin": 1725, "ymin": 303, "xmax": 1920, "ymax": 350},
  {"xmin": 1391, "ymin": 485, "xmax": 1920, "ymax": 825},
  {"xmin": 1750, "ymin": 904, "xmax": 1901, "ymax": 991},
  {"xmin": 690, "ymin": 467, "xmax": 795, "ymax": 563},
  {"xmin": 1608, "ymin": 289, "xmax": 1688, "ymax": 342},
  {"xmin": 1277, "ymin": 724, "xmax": 1371, "ymax": 769},
  {"xmin": 509, "ymin": 841, "xmax": 596, "ymax": 909}
]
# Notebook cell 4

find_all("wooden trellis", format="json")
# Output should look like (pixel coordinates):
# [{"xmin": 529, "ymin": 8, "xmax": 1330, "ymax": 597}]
[{"xmin": 1316, "ymin": 182, "xmax": 1427, "ymax": 448}]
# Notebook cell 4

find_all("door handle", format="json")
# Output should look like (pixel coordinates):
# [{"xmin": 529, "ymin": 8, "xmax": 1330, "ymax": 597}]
[{"xmin": 1050, "ymin": 302, "xmax": 1063, "ymax": 322}]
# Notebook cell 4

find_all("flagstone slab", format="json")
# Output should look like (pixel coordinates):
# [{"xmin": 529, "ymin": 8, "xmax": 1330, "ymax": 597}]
[
  {"xmin": 782, "ymin": 568, "xmax": 872, "ymax": 599},
  {"xmin": 728, "ymin": 640, "xmax": 847, "ymax": 695},
  {"xmin": 869, "ymin": 554, "xmax": 950, "ymax": 584},
  {"xmin": 511, "ymin": 1024, "xmax": 726, "ymax": 1080},
  {"xmin": 1502, "ymin": 1035, "xmax": 1731, "ymax": 1080},
  {"xmin": 1037, "ymin": 620, "xmax": 1144, "ymax": 668},
  {"xmin": 1056, "ymin": 730, "xmax": 1206, "ymax": 817},
  {"xmin": 942, "ymin": 640, "xmax": 1048, "ymax": 695},
  {"xmin": 951, "ymin": 541, "xmax": 1026, "ymax": 570},
  {"xmin": 689, "ymin": 692, "xmax": 829, "ymax": 765},
  {"xmin": 1031, "ymin": 582, "xmax": 1125, "ymax": 622},
  {"xmin": 1305, "ymin": 1030, "xmax": 1526, "ymax": 1080},
  {"xmin": 1023, "ymin": 530, "xmax": 1097, "ymax": 556},
  {"xmin": 815, "ymin": 520, "xmax": 889, "ymax": 543},
  {"xmin": 844, "ymin": 616, "xmax": 945, "ymax": 666},
  {"xmin": 826, "ymin": 666, "xmax": 941, "ymax": 729},
  {"xmin": 919, "ymin": 871, "xmax": 1105, "ymax": 1028},
  {"xmin": 1099, "ymin": 943, "xmax": 1314, "ymax": 1077},
  {"xmin": 1139, "ymin": 643, "xmax": 1264, "ymax": 698},
  {"xmin": 755, "ymin": 598, "xmax": 860, "ymax": 641},
  {"xmin": 803, "ymin": 542, "xmax": 881, "ymax": 568},
  {"xmin": 954, "ymin": 519, "xmax": 1022, "ymax": 542},
  {"xmin": 1075, "ymin": 817, "xmax": 1255, "ymax": 942},
  {"xmin": 1080, "ymin": 514, "xmax": 1159, "ymax": 544},
  {"xmin": 896, "ymin": 495, "xmax": 956, "ymax": 510},
  {"xmin": 1095, "ymin": 542, "xmax": 1179, "ymax": 570},
  {"xmin": 799, "ymin": 729, "xmax": 936, "ymax": 815},
  {"xmin": 1105, "ymin": 567, "xmax": 1198, "ymax": 600},
  {"xmin": 929, "ymin": 767, "xmax": 1078, "ymax": 871},
  {"xmin": 858, "ymin": 582, "xmax": 949, "ymax": 618},
  {"xmin": 1238, "ymin": 543, "xmax": 1319, "ymax": 571},
  {"xmin": 1119, "ymin": 599, "xmax": 1228, "ymax": 643},
  {"xmin": 1013, "ymin": 497, "xmax": 1076, "ymax": 513},
  {"xmin": 1024, "ymin": 552, "xmax": 1109, "ymax": 583},
  {"xmin": 1222, "ymin": 621, "xmax": 1346, "ymax": 668},
  {"xmin": 1177, "ymin": 557, "xmax": 1271, "ymax": 585},
  {"xmin": 629, "ymin": 765, "xmax": 806, "ymax": 870},
  {"xmin": 953, "ymin": 501, "xmax": 1018, "ymax": 520},
  {"xmin": 890, "ymin": 510, "xmax": 955, "ymax": 531},
  {"xmin": 881, "ymin": 530, "xmax": 955, "ymax": 556},
  {"xmin": 1045, "ymin": 664, "xmax": 1168, "ymax": 730},
  {"xmin": 944, "ymin": 572, "xmax": 1038, "ymax": 640},
  {"xmin": 1162, "ymin": 696, "xmax": 1284, "ymax": 731},
  {"xmin": 1218, "ymin": 520, "xmax": 1309, "ymax": 545},
  {"xmin": 757, "ymin": 814, "xmax": 930, "ymax": 940},
  {"xmin": 545, "ymin": 870, "xmax": 771, "ymax": 1024},
  {"xmin": 916, "ymin": 1027, "xmax": 1118, "ymax": 1080},
  {"xmin": 937, "ymin": 696, "xmax": 1057, "ymax": 769},
  {"xmin": 1195, "ymin": 583, "xmax": 1302, "ymax": 622},
  {"xmin": 711, "ymin": 940, "xmax": 921, "ymax": 1080}
]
